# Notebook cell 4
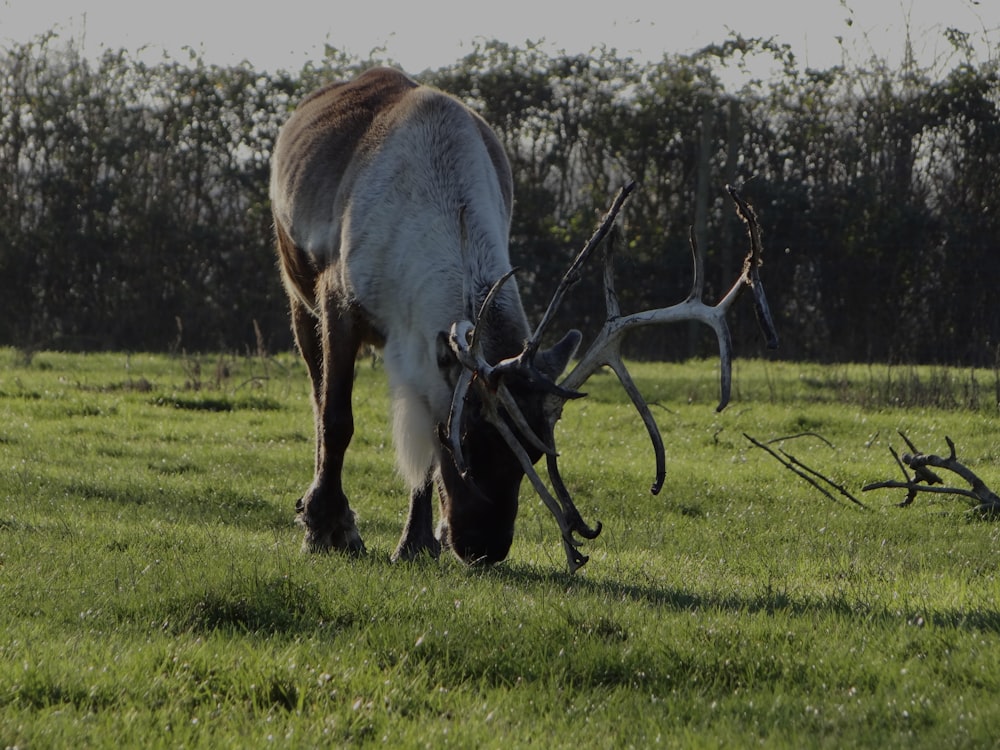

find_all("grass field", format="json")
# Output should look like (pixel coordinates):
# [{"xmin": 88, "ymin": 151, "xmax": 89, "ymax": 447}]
[{"xmin": 1, "ymin": 348, "xmax": 998, "ymax": 748}]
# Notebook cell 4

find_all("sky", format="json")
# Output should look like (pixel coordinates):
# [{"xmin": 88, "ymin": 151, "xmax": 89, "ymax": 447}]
[{"xmin": 0, "ymin": 0, "xmax": 997, "ymax": 76}]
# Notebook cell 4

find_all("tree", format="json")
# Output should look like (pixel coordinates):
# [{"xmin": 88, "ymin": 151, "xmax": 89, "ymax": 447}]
[{"xmin": 0, "ymin": 31, "xmax": 997, "ymax": 365}]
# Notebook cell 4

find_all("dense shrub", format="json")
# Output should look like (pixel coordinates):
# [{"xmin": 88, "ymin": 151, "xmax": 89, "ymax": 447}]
[{"xmin": 0, "ymin": 33, "xmax": 996, "ymax": 364}]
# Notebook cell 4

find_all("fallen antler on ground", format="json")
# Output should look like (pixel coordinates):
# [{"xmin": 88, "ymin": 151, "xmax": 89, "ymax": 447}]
[{"xmin": 862, "ymin": 432, "xmax": 1000, "ymax": 514}]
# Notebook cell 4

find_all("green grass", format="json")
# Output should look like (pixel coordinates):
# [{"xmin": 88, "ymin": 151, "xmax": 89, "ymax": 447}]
[{"xmin": 1, "ymin": 348, "xmax": 999, "ymax": 748}]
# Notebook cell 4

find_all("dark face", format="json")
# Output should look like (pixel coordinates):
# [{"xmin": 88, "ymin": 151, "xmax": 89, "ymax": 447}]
[
  {"xmin": 436, "ymin": 384, "xmax": 547, "ymax": 565},
  {"xmin": 434, "ymin": 327, "xmax": 580, "ymax": 565}
]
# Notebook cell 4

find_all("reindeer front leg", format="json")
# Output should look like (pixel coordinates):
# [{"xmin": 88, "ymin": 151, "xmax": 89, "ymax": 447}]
[
  {"xmin": 290, "ymin": 287, "xmax": 366, "ymax": 555},
  {"xmin": 391, "ymin": 474, "xmax": 441, "ymax": 561}
]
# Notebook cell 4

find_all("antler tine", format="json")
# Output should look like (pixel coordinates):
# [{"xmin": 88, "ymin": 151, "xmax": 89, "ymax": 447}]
[
  {"xmin": 546, "ymin": 450, "xmax": 603, "ymax": 541},
  {"xmin": 445, "ymin": 367, "xmax": 474, "ymax": 476},
  {"xmin": 486, "ymin": 398, "xmax": 595, "ymax": 572},
  {"xmin": 608, "ymin": 357, "xmax": 669, "ymax": 493},
  {"xmin": 494, "ymin": 381, "xmax": 558, "ymax": 457},
  {"xmin": 726, "ymin": 185, "xmax": 779, "ymax": 350},
  {"xmin": 687, "ymin": 225, "xmax": 706, "ymax": 303},
  {"xmin": 714, "ymin": 318, "xmax": 735, "ymax": 412},
  {"xmin": 527, "ymin": 181, "xmax": 637, "ymax": 359},
  {"xmin": 446, "ymin": 319, "xmax": 480, "ymax": 477},
  {"xmin": 685, "ymin": 223, "xmax": 735, "ymax": 412},
  {"xmin": 602, "ymin": 222, "xmax": 624, "ymax": 318}
]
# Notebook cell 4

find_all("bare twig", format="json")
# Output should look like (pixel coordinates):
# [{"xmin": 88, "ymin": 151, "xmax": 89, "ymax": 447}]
[
  {"xmin": 762, "ymin": 432, "xmax": 836, "ymax": 449},
  {"xmin": 744, "ymin": 433, "xmax": 867, "ymax": 509}
]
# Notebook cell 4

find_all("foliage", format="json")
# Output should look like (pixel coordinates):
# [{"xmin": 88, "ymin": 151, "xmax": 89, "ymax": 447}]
[
  {"xmin": 1, "ymin": 350, "xmax": 999, "ymax": 747},
  {"xmin": 0, "ymin": 31, "xmax": 998, "ymax": 364}
]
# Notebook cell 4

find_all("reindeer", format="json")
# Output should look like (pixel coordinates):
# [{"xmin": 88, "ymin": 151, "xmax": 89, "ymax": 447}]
[{"xmin": 269, "ymin": 67, "xmax": 777, "ymax": 571}]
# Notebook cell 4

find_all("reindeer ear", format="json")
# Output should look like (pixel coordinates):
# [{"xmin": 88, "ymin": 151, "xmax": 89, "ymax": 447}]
[{"xmin": 534, "ymin": 329, "xmax": 582, "ymax": 380}]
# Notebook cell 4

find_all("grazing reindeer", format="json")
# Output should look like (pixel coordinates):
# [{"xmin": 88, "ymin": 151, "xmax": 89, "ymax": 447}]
[{"xmin": 270, "ymin": 67, "xmax": 777, "ymax": 571}]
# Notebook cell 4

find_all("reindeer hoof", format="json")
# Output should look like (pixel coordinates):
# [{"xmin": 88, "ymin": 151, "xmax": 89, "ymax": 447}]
[
  {"xmin": 390, "ymin": 533, "xmax": 442, "ymax": 562},
  {"xmin": 302, "ymin": 527, "xmax": 367, "ymax": 556},
  {"xmin": 302, "ymin": 529, "xmax": 367, "ymax": 556},
  {"xmin": 297, "ymin": 508, "xmax": 366, "ymax": 556}
]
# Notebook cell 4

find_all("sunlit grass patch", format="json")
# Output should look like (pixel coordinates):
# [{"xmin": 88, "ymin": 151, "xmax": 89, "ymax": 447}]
[{"xmin": 1, "ymin": 350, "xmax": 999, "ymax": 747}]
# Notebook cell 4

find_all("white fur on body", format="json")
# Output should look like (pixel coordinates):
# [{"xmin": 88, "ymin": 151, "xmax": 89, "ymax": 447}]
[{"xmin": 270, "ymin": 69, "xmax": 529, "ymax": 489}]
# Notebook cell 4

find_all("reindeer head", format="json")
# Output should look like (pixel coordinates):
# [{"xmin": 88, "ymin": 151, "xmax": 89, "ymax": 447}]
[
  {"xmin": 440, "ymin": 182, "xmax": 779, "ymax": 572},
  {"xmin": 434, "ymin": 322, "xmax": 582, "ymax": 564}
]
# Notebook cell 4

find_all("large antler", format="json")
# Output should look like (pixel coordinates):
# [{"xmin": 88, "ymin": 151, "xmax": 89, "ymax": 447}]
[
  {"xmin": 862, "ymin": 432, "xmax": 1000, "ymax": 514},
  {"xmin": 447, "ymin": 182, "xmax": 778, "ymax": 572},
  {"xmin": 548, "ymin": 184, "xmax": 779, "ymax": 493}
]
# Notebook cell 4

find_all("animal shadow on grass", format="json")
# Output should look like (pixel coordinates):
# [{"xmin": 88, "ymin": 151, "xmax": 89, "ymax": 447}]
[{"xmin": 476, "ymin": 562, "xmax": 1000, "ymax": 636}]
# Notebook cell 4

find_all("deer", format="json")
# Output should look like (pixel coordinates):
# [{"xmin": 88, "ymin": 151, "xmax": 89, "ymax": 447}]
[{"xmin": 269, "ymin": 67, "xmax": 778, "ymax": 572}]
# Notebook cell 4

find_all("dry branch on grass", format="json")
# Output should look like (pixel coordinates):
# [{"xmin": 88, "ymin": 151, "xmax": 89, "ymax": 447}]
[{"xmin": 744, "ymin": 433, "xmax": 867, "ymax": 509}]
